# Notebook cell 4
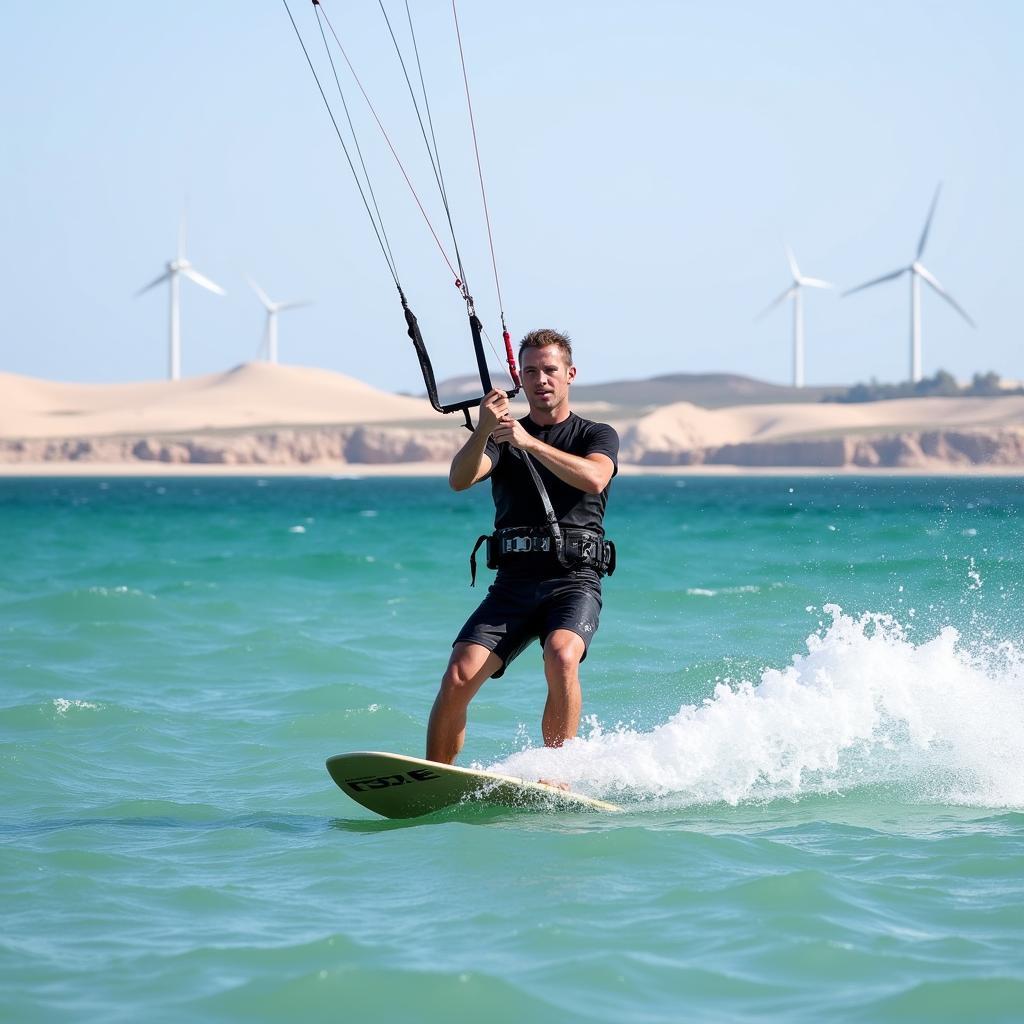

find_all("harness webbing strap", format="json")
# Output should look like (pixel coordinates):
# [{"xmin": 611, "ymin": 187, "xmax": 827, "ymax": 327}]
[
  {"xmin": 510, "ymin": 448, "xmax": 570, "ymax": 569},
  {"xmin": 469, "ymin": 533, "xmax": 489, "ymax": 587}
]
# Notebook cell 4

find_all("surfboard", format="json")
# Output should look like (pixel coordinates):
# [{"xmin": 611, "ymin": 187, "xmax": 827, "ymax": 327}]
[{"xmin": 326, "ymin": 750, "xmax": 621, "ymax": 819}]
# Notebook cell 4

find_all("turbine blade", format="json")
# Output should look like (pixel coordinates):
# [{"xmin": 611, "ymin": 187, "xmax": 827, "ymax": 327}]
[
  {"xmin": 179, "ymin": 206, "xmax": 187, "ymax": 261},
  {"xmin": 784, "ymin": 244, "xmax": 801, "ymax": 281},
  {"xmin": 247, "ymin": 277, "xmax": 273, "ymax": 309},
  {"xmin": 756, "ymin": 286, "xmax": 796, "ymax": 321},
  {"xmin": 916, "ymin": 264, "xmax": 976, "ymax": 327},
  {"xmin": 277, "ymin": 300, "xmax": 312, "ymax": 312},
  {"xmin": 842, "ymin": 268, "xmax": 907, "ymax": 297},
  {"xmin": 916, "ymin": 182, "xmax": 942, "ymax": 259},
  {"xmin": 799, "ymin": 277, "xmax": 833, "ymax": 289},
  {"xmin": 181, "ymin": 267, "xmax": 226, "ymax": 296},
  {"xmin": 135, "ymin": 269, "xmax": 171, "ymax": 296}
]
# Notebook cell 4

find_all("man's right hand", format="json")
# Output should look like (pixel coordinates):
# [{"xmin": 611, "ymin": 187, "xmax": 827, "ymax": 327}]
[
  {"xmin": 477, "ymin": 389, "xmax": 510, "ymax": 435},
  {"xmin": 450, "ymin": 390, "xmax": 506, "ymax": 491}
]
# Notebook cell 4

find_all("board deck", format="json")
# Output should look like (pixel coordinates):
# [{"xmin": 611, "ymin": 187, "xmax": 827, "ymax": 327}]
[{"xmin": 326, "ymin": 750, "xmax": 621, "ymax": 819}]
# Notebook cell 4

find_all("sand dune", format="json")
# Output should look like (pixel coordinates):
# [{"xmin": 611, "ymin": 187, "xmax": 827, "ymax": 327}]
[
  {"xmin": 624, "ymin": 397, "xmax": 1024, "ymax": 457},
  {"xmin": 2, "ymin": 363, "xmax": 1024, "ymax": 470},
  {"xmin": 0, "ymin": 362, "xmax": 434, "ymax": 439}
]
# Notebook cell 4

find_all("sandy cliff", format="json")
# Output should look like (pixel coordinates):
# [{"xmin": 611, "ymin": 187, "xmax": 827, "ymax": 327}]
[
  {"xmin": 619, "ymin": 398, "xmax": 1024, "ymax": 469},
  {"xmin": 3, "ymin": 365, "xmax": 1024, "ymax": 471}
]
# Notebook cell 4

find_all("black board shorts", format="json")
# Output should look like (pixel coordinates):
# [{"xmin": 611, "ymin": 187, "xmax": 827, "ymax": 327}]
[{"xmin": 454, "ymin": 569, "xmax": 604, "ymax": 678}]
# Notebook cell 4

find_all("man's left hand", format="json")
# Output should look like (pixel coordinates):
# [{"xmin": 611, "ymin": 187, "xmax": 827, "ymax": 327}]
[{"xmin": 491, "ymin": 416, "xmax": 535, "ymax": 451}]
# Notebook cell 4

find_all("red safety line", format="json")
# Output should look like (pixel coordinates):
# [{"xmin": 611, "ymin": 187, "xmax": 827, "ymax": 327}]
[{"xmin": 502, "ymin": 329, "xmax": 521, "ymax": 389}]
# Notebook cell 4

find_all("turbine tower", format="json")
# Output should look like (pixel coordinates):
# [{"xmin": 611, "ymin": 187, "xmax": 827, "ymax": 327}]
[
  {"xmin": 843, "ymin": 184, "xmax": 975, "ymax": 383},
  {"xmin": 247, "ymin": 279, "xmax": 311, "ymax": 364},
  {"xmin": 136, "ymin": 214, "xmax": 226, "ymax": 380},
  {"xmin": 756, "ymin": 246, "xmax": 832, "ymax": 388}
]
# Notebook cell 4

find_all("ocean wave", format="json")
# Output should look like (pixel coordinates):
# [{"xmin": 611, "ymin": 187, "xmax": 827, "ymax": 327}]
[{"xmin": 491, "ymin": 605, "xmax": 1024, "ymax": 810}]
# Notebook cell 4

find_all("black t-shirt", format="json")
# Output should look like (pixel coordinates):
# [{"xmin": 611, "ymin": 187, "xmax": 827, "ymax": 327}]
[{"xmin": 483, "ymin": 412, "xmax": 619, "ymax": 534}]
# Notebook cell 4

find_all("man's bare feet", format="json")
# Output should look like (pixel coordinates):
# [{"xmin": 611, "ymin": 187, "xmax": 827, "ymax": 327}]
[{"xmin": 538, "ymin": 778, "xmax": 570, "ymax": 792}]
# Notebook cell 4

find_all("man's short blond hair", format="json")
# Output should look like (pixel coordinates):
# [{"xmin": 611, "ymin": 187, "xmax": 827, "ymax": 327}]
[{"xmin": 518, "ymin": 328, "xmax": 573, "ymax": 366}]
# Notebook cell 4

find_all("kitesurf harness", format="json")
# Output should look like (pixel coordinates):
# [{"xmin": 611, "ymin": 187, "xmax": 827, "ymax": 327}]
[{"xmin": 469, "ymin": 527, "xmax": 617, "ymax": 587}]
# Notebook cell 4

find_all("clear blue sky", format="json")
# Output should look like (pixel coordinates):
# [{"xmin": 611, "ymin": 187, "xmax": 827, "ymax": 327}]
[{"xmin": 1, "ymin": 1, "xmax": 1020, "ymax": 392}]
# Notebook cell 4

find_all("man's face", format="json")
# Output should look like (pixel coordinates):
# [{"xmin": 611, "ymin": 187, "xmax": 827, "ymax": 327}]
[{"xmin": 520, "ymin": 344, "xmax": 576, "ymax": 416}]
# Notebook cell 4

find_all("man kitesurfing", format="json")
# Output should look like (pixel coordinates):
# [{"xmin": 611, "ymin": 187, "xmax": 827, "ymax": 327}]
[
  {"xmin": 428, "ymin": 330, "xmax": 618, "ymax": 765},
  {"xmin": 286, "ymin": 1, "xmax": 619, "ymax": 778}
]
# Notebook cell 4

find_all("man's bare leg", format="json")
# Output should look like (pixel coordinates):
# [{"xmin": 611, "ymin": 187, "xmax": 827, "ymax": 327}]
[
  {"xmin": 426, "ymin": 642, "xmax": 503, "ymax": 764},
  {"xmin": 542, "ymin": 628, "xmax": 585, "ymax": 747},
  {"xmin": 536, "ymin": 629, "xmax": 586, "ymax": 790}
]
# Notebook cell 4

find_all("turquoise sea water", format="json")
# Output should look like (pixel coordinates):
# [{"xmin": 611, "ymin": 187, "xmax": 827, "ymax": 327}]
[{"xmin": 2, "ymin": 474, "xmax": 1023, "ymax": 1022}]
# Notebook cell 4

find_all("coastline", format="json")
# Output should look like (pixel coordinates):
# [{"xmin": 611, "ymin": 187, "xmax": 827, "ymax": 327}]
[
  {"xmin": 3, "ymin": 461, "xmax": 1024, "ymax": 479},
  {"xmin": 3, "ymin": 364, "xmax": 1023, "ymax": 477}
]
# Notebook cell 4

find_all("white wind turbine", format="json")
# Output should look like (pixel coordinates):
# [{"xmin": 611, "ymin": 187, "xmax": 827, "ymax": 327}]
[
  {"xmin": 843, "ymin": 184, "xmax": 975, "ymax": 383},
  {"xmin": 136, "ymin": 214, "xmax": 226, "ymax": 380},
  {"xmin": 247, "ymin": 279, "xmax": 311, "ymax": 364},
  {"xmin": 757, "ymin": 246, "xmax": 832, "ymax": 388}
]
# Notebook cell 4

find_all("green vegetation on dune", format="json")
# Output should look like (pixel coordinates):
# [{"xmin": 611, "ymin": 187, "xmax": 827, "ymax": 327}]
[{"xmin": 826, "ymin": 370, "xmax": 1022, "ymax": 404}]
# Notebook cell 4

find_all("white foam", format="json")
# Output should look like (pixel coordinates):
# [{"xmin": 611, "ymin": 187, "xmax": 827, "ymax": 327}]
[
  {"xmin": 87, "ymin": 586, "xmax": 153, "ymax": 599},
  {"xmin": 686, "ymin": 585, "xmax": 761, "ymax": 597},
  {"xmin": 491, "ymin": 605, "xmax": 1024, "ymax": 809},
  {"xmin": 52, "ymin": 698, "xmax": 98, "ymax": 715}
]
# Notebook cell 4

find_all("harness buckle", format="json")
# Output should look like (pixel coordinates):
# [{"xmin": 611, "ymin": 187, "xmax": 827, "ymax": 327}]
[{"xmin": 503, "ymin": 534, "xmax": 551, "ymax": 555}]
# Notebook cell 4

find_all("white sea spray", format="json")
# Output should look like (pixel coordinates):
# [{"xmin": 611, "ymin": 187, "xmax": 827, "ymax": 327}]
[
  {"xmin": 52, "ymin": 698, "xmax": 99, "ymax": 715},
  {"xmin": 492, "ymin": 605, "xmax": 1024, "ymax": 809}
]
